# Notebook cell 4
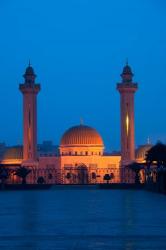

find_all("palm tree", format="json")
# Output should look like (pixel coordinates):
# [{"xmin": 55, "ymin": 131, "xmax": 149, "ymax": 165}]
[
  {"xmin": 103, "ymin": 173, "xmax": 114, "ymax": 184},
  {"xmin": 14, "ymin": 166, "xmax": 31, "ymax": 184},
  {"xmin": 127, "ymin": 162, "xmax": 144, "ymax": 184},
  {"xmin": 0, "ymin": 168, "xmax": 10, "ymax": 188}
]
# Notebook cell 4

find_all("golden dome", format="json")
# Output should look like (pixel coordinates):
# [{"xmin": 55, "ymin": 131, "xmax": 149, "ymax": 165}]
[
  {"xmin": 60, "ymin": 125, "xmax": 104, "ymax": 146},
  {"xmin": 136, "ymin": 144, "xmax": 153, "ymax": 160}
]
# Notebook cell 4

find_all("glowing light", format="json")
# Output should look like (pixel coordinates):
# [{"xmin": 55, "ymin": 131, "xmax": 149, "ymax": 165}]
[{"xmin": 126, "ymin": 113, "xmax": 129, "ymax": 136}]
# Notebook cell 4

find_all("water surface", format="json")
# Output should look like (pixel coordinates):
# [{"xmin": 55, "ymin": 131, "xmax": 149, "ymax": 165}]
[{"xmin": 0, "ymin": 188, "xmax": 165, "ymax": 250}]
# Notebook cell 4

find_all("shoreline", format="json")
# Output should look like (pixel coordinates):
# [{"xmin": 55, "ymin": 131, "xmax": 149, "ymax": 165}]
[{"xmin": 0, "ymin": 183, "xmax": 145, "ymax": 191}]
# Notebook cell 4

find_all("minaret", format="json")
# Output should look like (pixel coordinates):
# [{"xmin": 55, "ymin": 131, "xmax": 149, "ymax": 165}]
[
  {"xmin": 19, "ymin": 63, "xmax": 40, "ymax": 166},
  {"xmin": 117, "ymin": 63, "xmax": 138, "ymax": 166}
]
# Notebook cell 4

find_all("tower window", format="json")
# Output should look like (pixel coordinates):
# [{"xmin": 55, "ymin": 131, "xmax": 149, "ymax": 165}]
[{"xmin": 28, "ymin": 110, "xmax": 31, "ymax": 127}]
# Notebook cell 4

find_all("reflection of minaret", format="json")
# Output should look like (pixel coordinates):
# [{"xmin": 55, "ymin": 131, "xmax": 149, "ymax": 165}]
[
  {"xmin": 19, "ymin": 63, "xmax": 40, "ymax": 165},
  {"xmin": 117, "ymin": 63, "xmax": 138, "ymax": 165}
]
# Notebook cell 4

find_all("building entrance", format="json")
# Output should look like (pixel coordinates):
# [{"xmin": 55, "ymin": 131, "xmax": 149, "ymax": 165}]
[{"xmin": 77, "ymin": 164, "xmax": 88, "ymax": 184}]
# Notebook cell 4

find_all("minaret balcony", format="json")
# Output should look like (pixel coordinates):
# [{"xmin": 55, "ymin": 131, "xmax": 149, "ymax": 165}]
[
  {"xmin": 19, "ymin": 83, "xmax": 40, "ymax": 93},
  {"xmin": 117, "ymin": 82, "xmax": 138, "ymax": 88}
]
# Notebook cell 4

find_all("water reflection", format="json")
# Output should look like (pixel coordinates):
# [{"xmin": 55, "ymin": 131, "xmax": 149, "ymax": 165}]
[
  {"xmin": 20, "ymin": 191, "xmax": 39, "ymax": 250},
  {"xmin": 0, "ymin": 189, "xmax": 166, "ymax": 250},
  {"xmin": 121, "ymin": 192, "xmax": 135, "ymax": 250}
]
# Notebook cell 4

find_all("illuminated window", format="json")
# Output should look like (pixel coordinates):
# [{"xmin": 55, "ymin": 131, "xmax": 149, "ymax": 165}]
[{"xmin": 126, "ymin": 113, "xmax": 129, "ymax": 136}]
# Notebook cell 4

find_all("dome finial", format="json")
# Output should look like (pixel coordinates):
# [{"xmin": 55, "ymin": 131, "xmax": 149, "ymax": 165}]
[
  {"xmin": 60, "ymin": 124, "xmax": 104, "ymax": 146},
  {"xmin": 80, "ymin": 117, "xmax": 84, "ymax": 126},
  {"xmin": 126, "ymin": 58, "xmax": 128, "ymax": 66}
]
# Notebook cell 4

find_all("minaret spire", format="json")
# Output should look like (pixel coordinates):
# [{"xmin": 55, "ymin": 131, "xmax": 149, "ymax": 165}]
[
  {"xmin": 117, "ymin": 63, "xmax": 138, "ymax": 169},
  {"xmin": 19, "ymin": 64, "xmax": 40, "ymax": 166}
]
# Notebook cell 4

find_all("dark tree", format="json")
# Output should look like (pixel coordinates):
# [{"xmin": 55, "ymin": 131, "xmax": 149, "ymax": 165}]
[
  {"xmin": 127, "ymin": 162, "xmax": 144, "ymax": 184},
  {"xmin": 0, "ymin": 168, "xmax": 10, "ymax": 187},
  {"xmin": 37, "ymin": 176, "xmax": 45, "ymax": 184},
  {"xmin": 146, "ymin": 143, "xmax": 166, "ymax": 192},
  {"xmin": 14, "ymin": 167, "xmax": 31, "ymax": 184},
  {"xmin": 146, "ymin": 142, "xmax": 166, "ymax": 168},
  {"xmin": 103, "ymin": 173, "xmax": 114, "ymax": 184}
]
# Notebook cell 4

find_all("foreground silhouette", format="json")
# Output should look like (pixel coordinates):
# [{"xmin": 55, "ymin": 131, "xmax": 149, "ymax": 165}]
[
  {"xmin": 127, "ymin": 162, "xmax": 144, "ymax": 184},
  {"xmin": 14, "ymin": 167, "xmax": 31, "ymax": 185},
  {"xmin": 146, "ymin": 142, "xmax": 166, "ymax": 193}
]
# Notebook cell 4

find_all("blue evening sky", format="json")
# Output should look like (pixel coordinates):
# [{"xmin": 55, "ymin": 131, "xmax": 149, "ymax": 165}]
[{"xmin": 0, "ymin": 0, "xmax": 165, "ymax": 151}]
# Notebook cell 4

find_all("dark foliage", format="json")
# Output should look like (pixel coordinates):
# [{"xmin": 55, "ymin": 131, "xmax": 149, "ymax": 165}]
[
  {"xmin": 103, "ymin": 173, "xmax": 114, "ymax": 184},
  {"xmin": 37, "ymin": 176, "xmax": 45, "ymax": 184},
  {"xmin": 0, "ymin": 168, "xmax": 11, "ymax": 186},
  {"xmin": 146, "ymin": 142, "xmax": 166, "ymax": 168},
  {"xmin": 14, "ymin": 167, "xmax": 31, "ymax": 184},
  {"xmin": 127, "ymin": 162, "xmax": 144, "ymax": 184}
]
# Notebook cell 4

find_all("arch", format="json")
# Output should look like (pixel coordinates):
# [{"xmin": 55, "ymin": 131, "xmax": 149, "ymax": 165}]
[{"xmin": 76, "ymin": 164, "xmax": 88, "ymax": 184}]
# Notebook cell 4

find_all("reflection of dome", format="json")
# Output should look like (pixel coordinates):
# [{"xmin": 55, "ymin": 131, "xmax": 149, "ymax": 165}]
[
  {"xmin": 2, "ymin": 146, "xmax": 23, "ymax": 160},
  {"xmin": 60, "ymin": 125, "xmax": 104, "ymax": 146},
  {"xmin": 136, "ymin": 144, "xmax": 153, "ymax": 160}
]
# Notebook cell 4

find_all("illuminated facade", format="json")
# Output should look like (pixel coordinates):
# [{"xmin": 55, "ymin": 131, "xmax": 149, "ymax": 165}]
[
  {"xmin": 0, "ymin": 63, "xmax": 152, "ymax": 184},
  {"xmin": 19, "ymin": 63, "xmax": 40, "ymax": 167},
  {"xmin": 117, "ymin": 63, "xmax": 138, "ymax": 166},
  {"xmin": 59, "ymin": 125, "xmax": 121, "ymax": 183}
]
